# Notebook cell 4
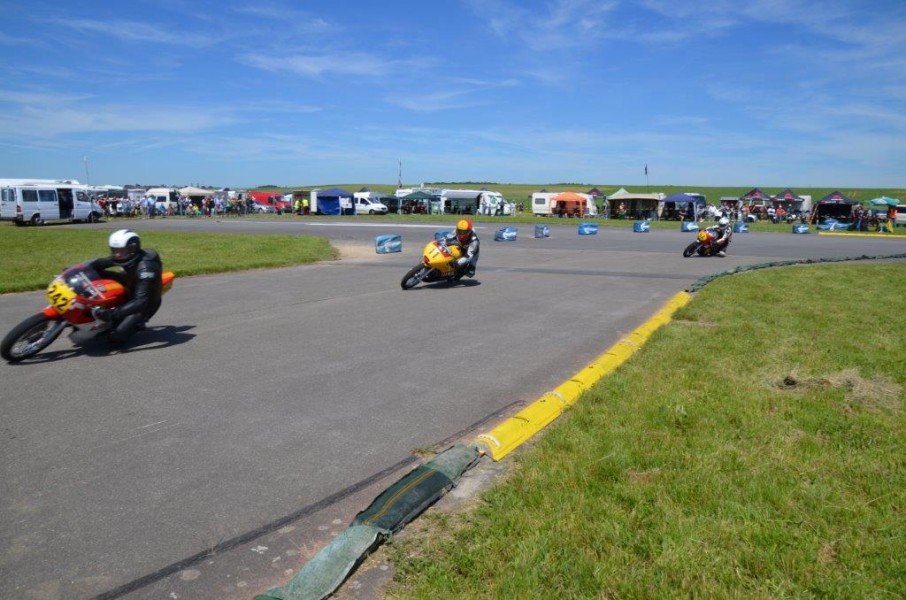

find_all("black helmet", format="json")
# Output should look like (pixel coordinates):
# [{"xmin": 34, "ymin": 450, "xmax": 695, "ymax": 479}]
[{"xmin": 109, "ymin": 229, "xmax": 141, "ymax": 266}]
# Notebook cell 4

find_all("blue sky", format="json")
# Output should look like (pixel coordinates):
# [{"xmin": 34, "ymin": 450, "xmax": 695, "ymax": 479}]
[{"xmin": 2, "ymin": 0, "xmax": 904, "ymax": 189}]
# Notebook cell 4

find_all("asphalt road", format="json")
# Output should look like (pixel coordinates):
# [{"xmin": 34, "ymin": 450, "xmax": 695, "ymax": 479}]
[{"xmin": 1, "ymin": 218, "xmax": 903, "ymax": 599}]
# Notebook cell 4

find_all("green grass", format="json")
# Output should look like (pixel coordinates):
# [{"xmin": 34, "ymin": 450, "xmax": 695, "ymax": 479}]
[
  {"xmin": 388, "ymin": 263, "xmax": 906, "ymax": 599},
  {"xmin": 0, "ymin": 228, "xmax": 337, "ymax": 293}
]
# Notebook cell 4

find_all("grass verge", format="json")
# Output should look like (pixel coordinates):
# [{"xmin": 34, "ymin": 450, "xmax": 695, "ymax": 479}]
[
  {"xmin": 0, "ymin": 228, "xmax": 337, "ymax": 293},
  {"xmin": 388, "ymin": 263, "xmax": 906, "ymax": 598}
]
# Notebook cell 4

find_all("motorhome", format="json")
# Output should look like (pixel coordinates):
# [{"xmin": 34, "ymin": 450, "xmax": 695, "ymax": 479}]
[
  {"xmin": 531, "ymin": 192, "xmax": 597, "ymax": 217},
  {"xmin": 0, "ymin": 181, "xmax": 102, "ymax": 225}
]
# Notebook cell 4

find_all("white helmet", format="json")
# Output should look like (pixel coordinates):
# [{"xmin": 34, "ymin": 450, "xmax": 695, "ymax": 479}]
[
  {"xmin": 109, "ymin": 229, "xmax": 141, "ymax": 266},
  {"xmin": 718, "ymin": 217, "xmax": 730, "ymax": 227}
]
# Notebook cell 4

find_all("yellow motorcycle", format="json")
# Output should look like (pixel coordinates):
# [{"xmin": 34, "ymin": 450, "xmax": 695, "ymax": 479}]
[{"xmin": 400, "ymin": 239, "xmax": 466, "ymax": 290}]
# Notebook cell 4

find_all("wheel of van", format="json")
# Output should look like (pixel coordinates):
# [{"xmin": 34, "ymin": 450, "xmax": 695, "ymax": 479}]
[
  {"xmin": 369, "ymin": 209, "xmax": 376, "ymax": 215},
  {"xmin": 87, "ymin": 212, "xmax": 99, "ymax": 224},
  {"xmin": 31, "ymin": 214, "xmax": 44, "ymax": 226}
]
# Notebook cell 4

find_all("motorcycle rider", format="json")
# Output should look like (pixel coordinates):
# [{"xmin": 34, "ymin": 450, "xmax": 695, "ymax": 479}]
[
  {"xmin": 445, "ymin": 218, "xmax": 480, "ymax": 278},
  {"xmin": 710, "ymin": 216, "xmax": 733, "ymax": 256},
  {"xmin": 89, "ymin": 229, "xmax": 163, "ymax": 343}
]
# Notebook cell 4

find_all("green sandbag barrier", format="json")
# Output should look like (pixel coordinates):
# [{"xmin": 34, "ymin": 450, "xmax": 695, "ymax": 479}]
[
  {"xmin": 256, "ymin": 444, "xmax": 480, "ymax": 600},
  {"xmin": 686, "ymin": 253, "xmax": 906, "ymax": 293}
]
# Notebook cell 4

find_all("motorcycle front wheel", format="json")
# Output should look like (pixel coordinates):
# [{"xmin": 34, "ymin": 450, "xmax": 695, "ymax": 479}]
[
  {"xmin": 401, "ymin": 265, "xmax": 430, "ymax": 290},
  {"xmin": 682, "ymin": 242, "xmax": 700, "ymax": 258},
  {"xmin": 1, "ymin": 313, "xmax": 65, "ymax": 362}
]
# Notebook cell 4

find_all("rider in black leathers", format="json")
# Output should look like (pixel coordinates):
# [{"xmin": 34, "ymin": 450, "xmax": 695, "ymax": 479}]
[
  {"xmin": 90, "ymin": 229, "xmax": 163, "ymax": 343},
  {"xmin": 710, "ymin": 216, "xmax": 733, "ymax": 256},
  {"xmin": 445, "ymin": 218, "xmax": 480, "ymax": 278}
]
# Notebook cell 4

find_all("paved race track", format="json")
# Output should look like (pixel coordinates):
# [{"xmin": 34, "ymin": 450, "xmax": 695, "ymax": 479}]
[{"xmin": 2, "ymin": 218, "xmax": 903, "ymax": 599}]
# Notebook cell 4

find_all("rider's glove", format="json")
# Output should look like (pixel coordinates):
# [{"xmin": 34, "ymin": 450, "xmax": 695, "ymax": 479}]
[{"xmin": 92, "ymin": 307, "xmax": 116, "ymax": 323}]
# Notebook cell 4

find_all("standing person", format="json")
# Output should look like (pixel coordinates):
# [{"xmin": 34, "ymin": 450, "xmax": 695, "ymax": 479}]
[
  {"xmin": 89, "ymin": 229, "xmax": 164, "ymax": 343},
  {"xmin": 445, "ymin": 218, "xmax": 480, "ymax": 278}
]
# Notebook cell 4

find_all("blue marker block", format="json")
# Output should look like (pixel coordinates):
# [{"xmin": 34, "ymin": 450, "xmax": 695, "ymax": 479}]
[
  {"xmin": 494, "ymin": 227, "xmax": 518, "ymax": 241},
  {"xmin": 374, "ymin": 234, "xmax": 402, "ymax": 254}
]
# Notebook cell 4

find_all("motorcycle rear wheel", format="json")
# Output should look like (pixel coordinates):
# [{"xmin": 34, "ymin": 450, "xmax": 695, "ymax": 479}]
[
  {"xmin": 401, "ymin": 265, "xmax": 429, "ymax": 290},
  {"xmin": 682, "ymin": 242, "xmax": 699, "ymax": 257},
  {"xmin": 1, "ymin": 313, "xmax": 64, "ymax": 362}
]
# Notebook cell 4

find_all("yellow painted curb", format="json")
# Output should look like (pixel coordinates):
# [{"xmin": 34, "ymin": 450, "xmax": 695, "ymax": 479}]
[
  {"xmin": 475, "ymin": 291, "xmax": 691, "ymax": 461},
  {"xmin": 817, "ymin": 231, "xmax": 902, "ymax": 238}
]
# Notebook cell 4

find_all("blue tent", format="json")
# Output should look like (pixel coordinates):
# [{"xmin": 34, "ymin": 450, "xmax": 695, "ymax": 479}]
[
  {"xmin": 662, "ymin": 193, "xmax": 707, "ymax": 220},
  {"xmin": 315, "ymin": 187, "xmax": 354, "ymax": 215},
  {"xmin": 662, "ymin": 193, "xmax": 706, "ymax": 204}
]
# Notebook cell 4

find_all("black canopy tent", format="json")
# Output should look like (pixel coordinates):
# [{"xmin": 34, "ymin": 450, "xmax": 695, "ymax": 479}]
[{"xmin": 811, "ymin": 191, "xmax": 854, "ymax": 223}]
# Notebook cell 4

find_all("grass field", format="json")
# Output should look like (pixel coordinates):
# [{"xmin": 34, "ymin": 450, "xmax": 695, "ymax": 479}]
[
  {"xmin": 387, "ymin": 262, "xmax": 906, "ymax": 599},
  {"xmin": 0, "ymin": 228, "xmax": 337, "ymax": 293}
]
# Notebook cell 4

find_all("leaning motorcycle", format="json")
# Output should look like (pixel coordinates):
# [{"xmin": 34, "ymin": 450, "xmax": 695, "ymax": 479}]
[
  {"xmin": 400, "ymin": 239, "xmax": 467, "ymax": 290},
  {"xmin": 1, "ymin": 262, "xmax": 176, "ymax": 362},
  {"xmin": 682, "ymin": 228, "xmax": 720, "ymax": 257}
]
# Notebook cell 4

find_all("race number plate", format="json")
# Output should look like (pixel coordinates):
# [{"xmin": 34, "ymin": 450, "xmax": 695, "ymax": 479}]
[{"xmin": 46, "ymin": 279, "xmax": 76, "ymax": 313}]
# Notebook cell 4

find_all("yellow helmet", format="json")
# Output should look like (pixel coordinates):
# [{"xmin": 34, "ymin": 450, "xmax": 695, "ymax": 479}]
[{"xmin": 456, "ymin": 219, "xmax": 473, "ymax": 242}]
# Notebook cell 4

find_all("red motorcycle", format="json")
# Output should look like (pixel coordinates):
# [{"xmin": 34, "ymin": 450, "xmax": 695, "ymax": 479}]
[
  {"xmin": 1, "ymin": 262, "xmax": 175, "ymax": 362},
  {"xmin": 682, "ymin": 227, "xmax": 721, "ymax": 257}
]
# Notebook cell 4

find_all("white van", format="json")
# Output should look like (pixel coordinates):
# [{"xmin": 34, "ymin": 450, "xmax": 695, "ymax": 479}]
[
  {"xmin": 144, "ymin": 187, "xmax": 179, "ymax": 215},
  {"xmin": 0, "ymin": 184, "xmax": 102, "ymax": 225},
  {"xmin": 354, "ymin": 195, "xmax": 389, "ymax": 215}
]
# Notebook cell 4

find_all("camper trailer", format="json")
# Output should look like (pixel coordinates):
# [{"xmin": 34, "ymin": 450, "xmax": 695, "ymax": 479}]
[
  {"xmin": 0, "ymin": 181, "xmax": 102, "ymax": 225},
  {"xmin": 531, "ymin": 192, "xmax": 597, "ymax": 217},
  {"xmin": 438, "ymin": 189, "xmax": 510, "ymax": 215}
]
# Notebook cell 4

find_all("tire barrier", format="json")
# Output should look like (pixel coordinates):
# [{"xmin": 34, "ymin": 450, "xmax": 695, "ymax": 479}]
[
  {"xmin": 534, "ymin": 224, "xmax": 550, "ymax": 238},
  {"xmin": 685, "ymin": 252, "xmax": 906, "ymax": 293},
  {"xmin": 255, "ymin": 444, "xmax": 480, "ymax": 600}
]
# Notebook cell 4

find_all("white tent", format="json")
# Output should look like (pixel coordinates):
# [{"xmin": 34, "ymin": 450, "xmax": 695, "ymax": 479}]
[
  {"xmin": 606, "ymin": 188, "xmax": 663, "ymax": 219},
  {"xmin": 178, "ymin": 186, "xmax": 214, "ymax": 196}
]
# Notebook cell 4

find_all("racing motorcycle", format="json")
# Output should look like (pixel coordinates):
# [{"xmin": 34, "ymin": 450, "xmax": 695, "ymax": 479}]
[
  {"xmin": 401, "ymin": 238, "xmax": 468, "ymax": 290},
  {"xmin": 1, "ymin": 262, "xmax": 176, "ymax": 362},
  {"xmin": 682, "ymin": 227, "xmax": 721, "ymax": 257}
]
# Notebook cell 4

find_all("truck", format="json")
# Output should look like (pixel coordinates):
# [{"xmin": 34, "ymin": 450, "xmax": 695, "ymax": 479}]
[{"xmin": 0, "ymin": 181, "xmax": 103, "ymax": 225}]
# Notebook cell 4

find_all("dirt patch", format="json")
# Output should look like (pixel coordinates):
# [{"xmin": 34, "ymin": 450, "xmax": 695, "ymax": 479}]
[
  {"xmin": 333, "ymin": 242, "xmax": 381, "ymax": 261},
  {"xmin": 771, "ymin": 368, "xmax": 902, "ymax": 411}
]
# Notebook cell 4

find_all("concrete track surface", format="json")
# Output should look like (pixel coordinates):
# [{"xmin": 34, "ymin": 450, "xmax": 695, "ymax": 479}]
[{"xmin": 1, "ymin": 218, "xmax": 903, "ymax": 599}]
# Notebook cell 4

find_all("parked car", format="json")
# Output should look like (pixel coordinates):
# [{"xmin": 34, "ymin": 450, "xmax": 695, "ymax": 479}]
[{"xmin": 355, "ymin": 196, "xmax": 388, "ymax": 215}]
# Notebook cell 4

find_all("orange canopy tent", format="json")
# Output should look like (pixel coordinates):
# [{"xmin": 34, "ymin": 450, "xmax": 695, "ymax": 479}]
[{"xmin": 551, "ymin": 192, "xmax": 587, "ymax": 217}]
